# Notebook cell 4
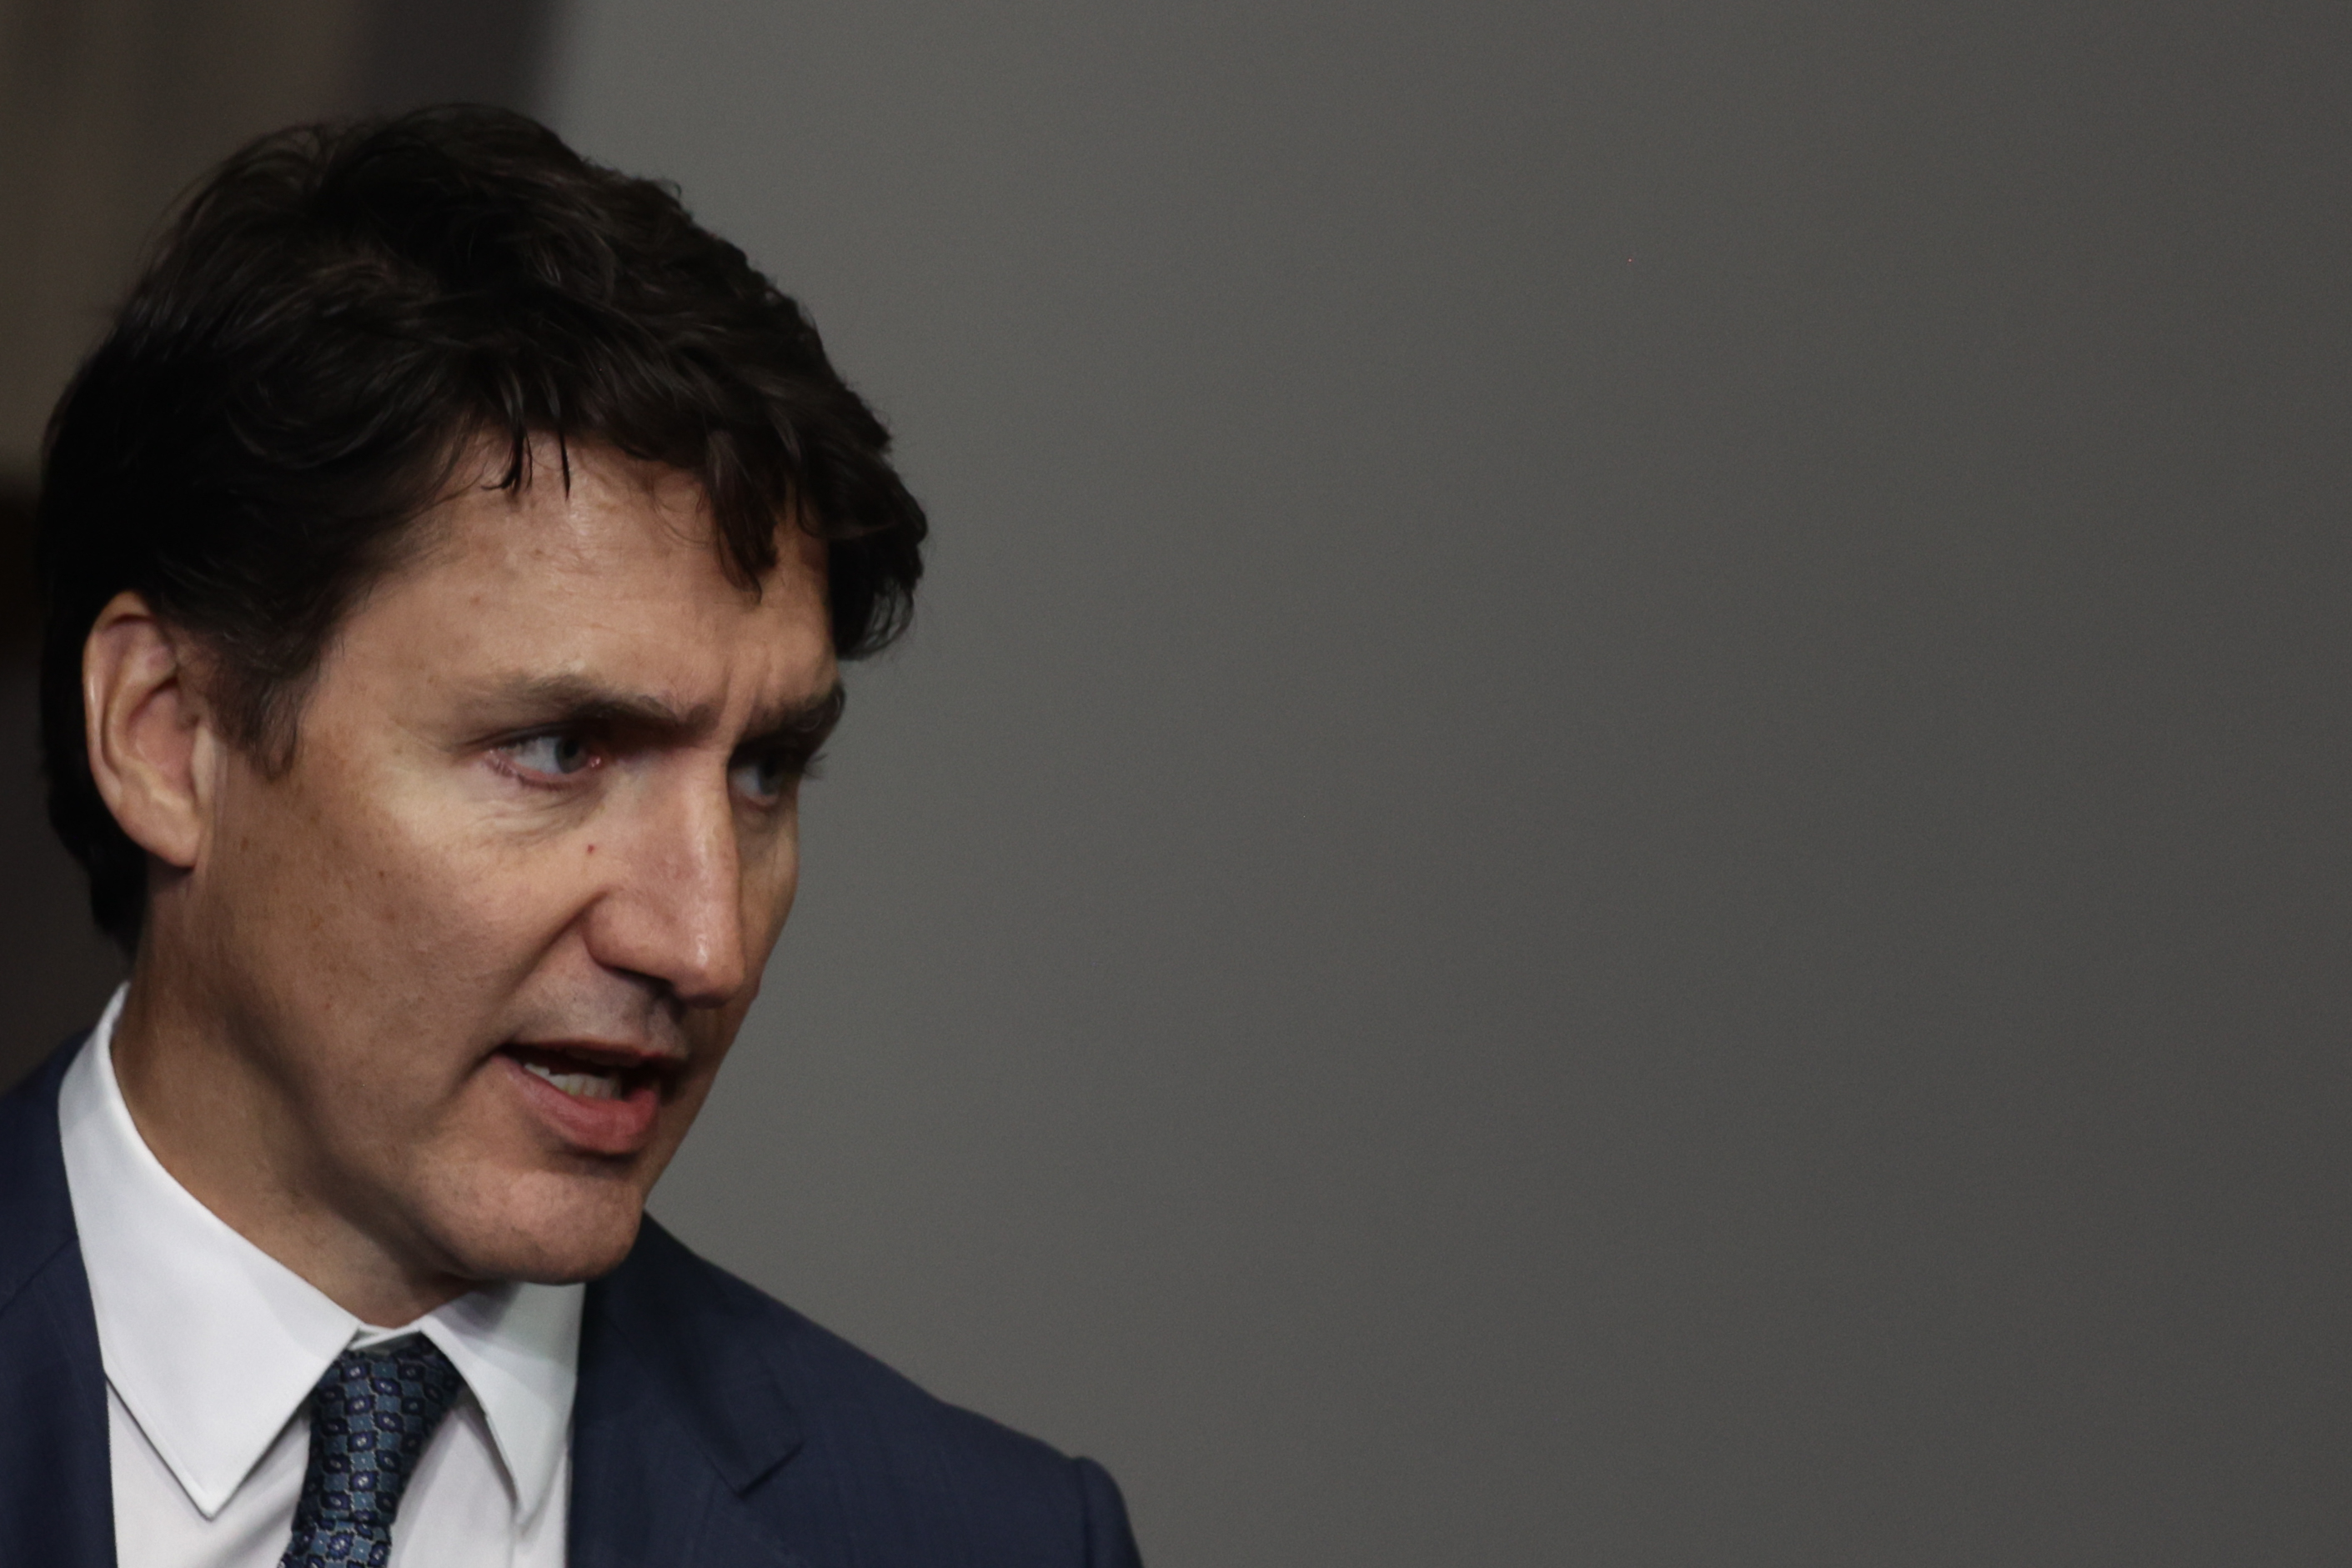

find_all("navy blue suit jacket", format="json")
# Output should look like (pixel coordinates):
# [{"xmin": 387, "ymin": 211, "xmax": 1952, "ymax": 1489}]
[{"xmin": 0, "ymin": 1039, "xmax": 1143, "ymax": 1566}]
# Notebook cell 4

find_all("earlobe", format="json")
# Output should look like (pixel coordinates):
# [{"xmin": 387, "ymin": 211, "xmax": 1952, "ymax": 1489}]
[{"xmin": 83, "ymin": 591, "xmax": 218, "ymax": 870}]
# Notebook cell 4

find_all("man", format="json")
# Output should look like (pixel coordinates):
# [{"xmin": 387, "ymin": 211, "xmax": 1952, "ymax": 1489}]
[{"xmin": 0, "ymin": 108, "xmax": 1143, "ymax": 1566}]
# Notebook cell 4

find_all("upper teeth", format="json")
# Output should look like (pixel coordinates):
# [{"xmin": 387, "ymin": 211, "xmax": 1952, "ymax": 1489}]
[{"xmin": 522, "ymin": 1060, "xmax": 622, "ymax": 1100}]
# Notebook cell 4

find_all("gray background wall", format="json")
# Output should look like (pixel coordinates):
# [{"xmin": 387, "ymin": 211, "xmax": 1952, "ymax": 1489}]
[
  {"xmin": 3, "ymin": 3, "xmax": 2347, "ymax": 1564},
  {"xmin": 544, "ymin": 4, "xmax": 2352, "ymax": 1563}
]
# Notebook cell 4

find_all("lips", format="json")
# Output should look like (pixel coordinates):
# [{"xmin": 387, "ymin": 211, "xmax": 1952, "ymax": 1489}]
[
  {"xmin": 499, "ymin": 1043, "xmax": 675, "ymax": 1155},
  {"xmin": 519, "ymin": 1058, "xmax": 627, "ymax": 1100}
]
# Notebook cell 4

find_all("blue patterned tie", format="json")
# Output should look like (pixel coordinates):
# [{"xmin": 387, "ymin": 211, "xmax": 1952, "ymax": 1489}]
[{"xmin": 278, "ymin": 1335, "xmax": 465, "ymax": 1568}]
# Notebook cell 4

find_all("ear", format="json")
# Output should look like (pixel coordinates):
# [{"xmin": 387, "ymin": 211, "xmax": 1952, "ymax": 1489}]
[{"xmin": 83, "ymin": 592, "xmax": 224, "ymax": 870}]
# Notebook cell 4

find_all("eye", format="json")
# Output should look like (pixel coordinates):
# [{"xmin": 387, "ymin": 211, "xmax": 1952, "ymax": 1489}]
[
  {"xmin": 503, "ymin": 731, "xmax": 599, "ymax": 779},
  {"xmin": 729, "ymin": 750, "xmax": 798, "ymax": 807}
]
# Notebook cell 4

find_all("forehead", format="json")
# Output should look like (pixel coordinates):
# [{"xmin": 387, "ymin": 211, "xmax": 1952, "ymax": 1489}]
[{"xmin": 326, "ymin": 446, "xmax": 835, "ymax": 720}]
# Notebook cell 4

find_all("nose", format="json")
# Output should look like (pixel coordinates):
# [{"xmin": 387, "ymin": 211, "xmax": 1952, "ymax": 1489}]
[{"xmin": 583, "ymin": 767, "xmax": 752, "ymax": 1008}]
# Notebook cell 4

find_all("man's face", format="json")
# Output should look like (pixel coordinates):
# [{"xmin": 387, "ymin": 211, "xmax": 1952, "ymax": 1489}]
[{"xmin": 173, "ymin": 448, "xmax": 838, "ymax": 1286}]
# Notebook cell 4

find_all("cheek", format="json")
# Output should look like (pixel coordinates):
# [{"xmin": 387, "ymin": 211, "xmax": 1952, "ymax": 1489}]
[
  {"xmin": 747, "ymin": 828, "xmax": 804, "ymax": 952},
  {"xmin": 223, "ymin": 752, "xmax": 580, "ymax": 1019}
]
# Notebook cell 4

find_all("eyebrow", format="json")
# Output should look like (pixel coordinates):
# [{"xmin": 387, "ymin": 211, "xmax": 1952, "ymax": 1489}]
[{"xmin": 468, "ymin": 674, "xmax": 846, "ymax": 752}]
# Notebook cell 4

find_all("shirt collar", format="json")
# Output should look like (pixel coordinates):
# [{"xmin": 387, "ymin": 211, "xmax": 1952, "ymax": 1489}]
[{"xmin": 57, "ymin": 987, "xmax": 581, "ymax": 1524}]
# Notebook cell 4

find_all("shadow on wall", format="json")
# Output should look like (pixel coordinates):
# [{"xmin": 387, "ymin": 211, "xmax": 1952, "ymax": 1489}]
[{"xmin": 0, "ymin": 0, "xmax": 561, "ymax": 471}]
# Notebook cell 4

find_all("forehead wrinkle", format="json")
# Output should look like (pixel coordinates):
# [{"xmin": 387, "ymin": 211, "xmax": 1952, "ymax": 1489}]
[
  {"xmin": 472, "ymin": 672, "xmax": 715, "ymax": 737},
  {"xmin": 464, "ymin": 665, "xmax": 840, "ymax": 743}
]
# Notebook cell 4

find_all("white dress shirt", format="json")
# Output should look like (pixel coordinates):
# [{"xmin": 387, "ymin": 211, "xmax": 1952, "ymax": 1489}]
[{"xmin": 58, "ymin": 988, "xmax": 579, "ymax": 1567}]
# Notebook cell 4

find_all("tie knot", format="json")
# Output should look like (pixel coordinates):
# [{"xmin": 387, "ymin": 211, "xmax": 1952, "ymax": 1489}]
[{"xmin": 281, "ymin": 1335, "xmax": 465, "ymax": 1568}]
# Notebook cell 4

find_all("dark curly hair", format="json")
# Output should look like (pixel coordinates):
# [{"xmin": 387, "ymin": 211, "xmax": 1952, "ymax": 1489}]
[{"xmin": 38, "ymin": 106, "xmax": 927, "ymax": 954}]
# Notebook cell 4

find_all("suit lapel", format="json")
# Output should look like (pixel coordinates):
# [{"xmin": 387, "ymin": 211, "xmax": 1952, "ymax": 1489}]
[
  {"xmin": 0, "ymin": 1038, "xmax": 115, "ymax": 1567},
  {"xmin": 569, "ymin": 1218, "xmax": 804, "ymax": 1567}
]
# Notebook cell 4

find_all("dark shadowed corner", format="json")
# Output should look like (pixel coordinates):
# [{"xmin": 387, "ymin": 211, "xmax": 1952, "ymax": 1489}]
[{"xmin": 0, "ymin": 482, "xmax": 121, "ymax": 1090}]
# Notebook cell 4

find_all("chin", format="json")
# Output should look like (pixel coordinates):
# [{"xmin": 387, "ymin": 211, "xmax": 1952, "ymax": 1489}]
[{"xmin": 433, "ymin": 1165, "xmax": 653, "ymax": 1285}]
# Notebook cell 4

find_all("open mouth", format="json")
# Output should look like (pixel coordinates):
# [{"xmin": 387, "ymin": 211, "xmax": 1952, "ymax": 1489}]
[
  {"xmin": 502, "ymin": 1043, "xmax": 669, "ymax": 1100},
  {"xmin": 514, "ymin": 1055, "xmax": 628, "ymax": 1100},
  {"xmin": 499, "ymin": 1043, "xmax": 677, "ymax": 1154}
]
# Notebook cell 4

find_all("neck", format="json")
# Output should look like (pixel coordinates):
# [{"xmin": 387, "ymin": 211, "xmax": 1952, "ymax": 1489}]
[{"xmin": 108, "ymin": 956, "xmax": 472, "ymax": 1326}]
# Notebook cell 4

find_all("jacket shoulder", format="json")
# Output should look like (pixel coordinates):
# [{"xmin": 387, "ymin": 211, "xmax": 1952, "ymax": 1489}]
[
  {"xmin": 0, "ymin": 1037, "xmax": 88, "ymax": 1310},
  {"xmin": 0, "ymin": 1035, "xmax": 117, "ymax": 1568},
  {"xmin": 581, "ymin": 1217, "xmax": 1140, "ymax": 1566}
]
